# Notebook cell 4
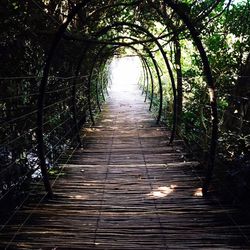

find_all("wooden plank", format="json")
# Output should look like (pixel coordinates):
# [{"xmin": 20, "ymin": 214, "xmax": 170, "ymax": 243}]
[{"xmin": 0, "ymin": 81, "xmax": 250, "ymax": 249}]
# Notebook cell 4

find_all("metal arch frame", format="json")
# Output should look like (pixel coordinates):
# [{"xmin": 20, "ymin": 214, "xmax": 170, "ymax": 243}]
[
  {"xmin": 136, "ymin": 55, "xmax": 150, "ymax": 101},
  {"xmin": 71, "ymin": 41, "xmax": 141, "ymax": 130},
  {"xmin": 37, "ymin": 18, "xmax": 166, "ymax": 197},
  {"xmin": 143, "ymin": 47, "xmax": 163, "ymax": 123},
  {"xmin": 37, "ymin": 1, "xmax": 92, "ymax": 198},
  {"xmin": 142, "ymin": 56, "xmax": 154, "ymax": 111},
  {"xmin": 97, "ymin": 56, "xmax": 112, "ymax": 102},
  {"xmin": 72, "ymin": 43, "xmax": 95, "ymax": 127},
  {"xmin": 149, "ymin": 0, "xmax": 183, "ymax": 129},
  {"xmin": 95, "ymin": 22, "xmax": 177, "ymax": 142},
  {"xmin": 72, "ymin": 43, "xmax": 114, "ymax": 139},
  {"xmin": 37, "ymin": 0, "xmax": 218, "ymax": 196},
  {"xmin": 111, "ymin": 45, "xmax": 158, "ymax": 113},
  {"xmin": 95, "ymin": 58, "xmax": 109, "ymax": 103},
  {"xmin": 142, "ymin": 58, "xmax": 151, "ymax": 103},
  {"xmin": 71, "ymin": 43, "xmax": 91, "ymax": 147},
  {"xmin": 119, "ymin": 43, "xmax": 163, "ymax": 123},
  {"xmin": 114, "ymin": 36, "xmax": 156, "ymax": 112},
  {"xmin": 95, "ymin": 36, "xmax": 162, "ymax": 122},
  {"xmin": 141, "ymin": 56, "xmax": 155, "ymax": 106},
  {"xmin": 97, "ymin": 9, "xmax": 218, "ymax": 194},
  {"xmin": 86, "ymin": 43, "xmax": 155, "ymax": 120},
  {"xmin": 141, "ymin": 58, "xmax": 148, "ymax": 95},
  {"xmin": 74, "ymin": 35, "xmax": 161, "ymax": 125},
  {"xmin": 164, "ymin": 0, "xmax": 218, "ymax": 194},
  {"xmin": 87, "ymin": 46, "xmax": 117, "ymax": 124}
]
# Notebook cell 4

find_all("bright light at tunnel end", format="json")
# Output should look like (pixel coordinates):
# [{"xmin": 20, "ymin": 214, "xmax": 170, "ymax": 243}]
[{"xmin": 109, "ymin": 56, "xmax": 143, "ymax": 90}]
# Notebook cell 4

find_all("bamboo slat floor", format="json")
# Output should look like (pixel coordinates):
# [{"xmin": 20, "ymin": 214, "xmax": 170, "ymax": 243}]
[{"xmin": 1, "ymin": 80, "xmax": 250, "ymax": 249}]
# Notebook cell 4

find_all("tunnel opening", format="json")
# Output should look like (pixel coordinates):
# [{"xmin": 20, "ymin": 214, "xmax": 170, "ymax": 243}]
[{"xmin": 109, "ymin": 54, "xmax": 143, "ymax": 93}]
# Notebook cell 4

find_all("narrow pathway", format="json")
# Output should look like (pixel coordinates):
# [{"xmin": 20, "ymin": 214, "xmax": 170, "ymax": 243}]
[{"xmin": 1, "ymin": 81, "xmax": 250, "ymax": 249}]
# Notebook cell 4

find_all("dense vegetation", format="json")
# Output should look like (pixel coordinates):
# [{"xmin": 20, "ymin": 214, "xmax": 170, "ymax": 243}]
[{"xmin": 0, "ymin": 0, "xmax": 249, "ymax": 209}]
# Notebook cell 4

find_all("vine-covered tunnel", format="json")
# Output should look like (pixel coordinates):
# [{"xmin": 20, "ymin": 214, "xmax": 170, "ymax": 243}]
[{"xmin": 1, "ymin": 0, "xmax": 250, "ymax": 249}]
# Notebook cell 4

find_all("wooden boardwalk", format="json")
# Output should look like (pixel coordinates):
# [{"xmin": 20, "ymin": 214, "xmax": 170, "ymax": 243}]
[{"xmin": 1, "ymin": 81, "xmax": 250, "ymax": 249}]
